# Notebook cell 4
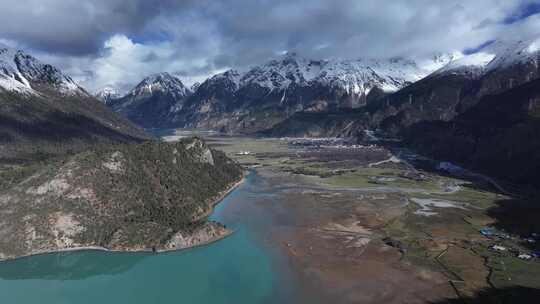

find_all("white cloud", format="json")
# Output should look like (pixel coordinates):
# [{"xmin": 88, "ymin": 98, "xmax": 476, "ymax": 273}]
[{"xmin": 58, "ymin": 35, "xmax": 225, "ymax": 93}]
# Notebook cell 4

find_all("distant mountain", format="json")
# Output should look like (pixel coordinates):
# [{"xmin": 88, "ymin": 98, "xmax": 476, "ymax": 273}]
[
  {"xmin": 95, "ymin": 86, "xmax": 121, "ymax": 104},
  {"xmin": 173, "ymin": 53, "xmax": 451, "ymax": 133},
  {"xmin": 109, "ymin": 72, "xmax": 192, "ymax": 128},
  {"xmin": 372, "ymin": 37, "xmax": 540, "ymax": 133},
  {"xmin": 0, "ymin": 44, "xmax": 148, "ymax": 160}
]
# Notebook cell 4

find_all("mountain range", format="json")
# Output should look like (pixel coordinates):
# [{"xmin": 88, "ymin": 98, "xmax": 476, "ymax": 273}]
[
  {"xmin": 95, "ymin": 36, "xmax": 540, "ymax": 187},
  {"xmin": 102, "ymin": 52, "xmax": 453, "ymax": 132}
]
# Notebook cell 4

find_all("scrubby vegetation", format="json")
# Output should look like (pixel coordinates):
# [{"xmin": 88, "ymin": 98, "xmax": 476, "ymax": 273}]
[{"xmin": 0, "ymin": 137, "xmax": 243, "ymax": 259}]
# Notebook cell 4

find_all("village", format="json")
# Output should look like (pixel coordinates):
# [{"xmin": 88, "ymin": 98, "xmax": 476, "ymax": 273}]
[{"xmin": 481, "ymin": 227, "xmax": 540, "ymax": 261}]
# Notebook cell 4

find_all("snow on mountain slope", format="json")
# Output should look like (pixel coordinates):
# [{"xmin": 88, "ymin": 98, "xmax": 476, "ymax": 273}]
[
  {"xmin": 432, "ymin": 36, "xmax": 540, "ymax": 78},
  {"xmin": 109, "ymin": 72, "xmax": 193, "ymax": 128},
  {"xmin": 484, "ymin": 37, "xmax": 540, "ymax": 72},
  {"xmin": 432, "ymin": 52, "xmax": 496, "ymax": 78},
  {"xmin": 0, "ymin": 44, "xmax": 87, "ymax": 96},
  {"xmin": 175, "ymin": 53, "xmax": 454, "ymax": 132},
  {"xmin": 95, "ymin": 86, "xmax": 121, "ymax": 104},
  {"xmin": 124, "ymin": 72, "xmax": 190, "ymax": 100},
  {"xmin": 0, "ymin": 47, "xmax": 34, "ymax": 94},
  {"xmin": 234, "ymin": 52, "xmax": 449, "ymax": 95}
]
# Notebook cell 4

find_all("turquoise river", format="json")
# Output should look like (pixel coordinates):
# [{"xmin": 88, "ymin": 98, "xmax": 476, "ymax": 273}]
[{"xmin": 0, "ymin": 171, "xmax": 300, "ymax": 303}]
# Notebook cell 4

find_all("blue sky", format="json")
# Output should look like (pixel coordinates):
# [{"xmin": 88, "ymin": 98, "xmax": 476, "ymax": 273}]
[{"xmin": 504, "ymin": 1, "xmax": 540, "ymax": 23}]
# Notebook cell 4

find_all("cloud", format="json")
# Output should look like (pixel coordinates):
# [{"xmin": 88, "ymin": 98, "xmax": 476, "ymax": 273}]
[
  {"xmin": 1, "ymin": 0, "xmax": 538, "ymax": 92},
  {"xmin": 51, "ymin": 35, "xmax": 224, "ymax": 93},
  {"xmin": 0, "ymin": 0, "xmax": 199, "ymax": 55}
]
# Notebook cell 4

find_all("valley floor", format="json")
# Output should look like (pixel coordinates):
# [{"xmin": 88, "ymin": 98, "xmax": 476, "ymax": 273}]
[{"xmin": 165, "ymin": 129, "xmax": 540, "ymax": 303}]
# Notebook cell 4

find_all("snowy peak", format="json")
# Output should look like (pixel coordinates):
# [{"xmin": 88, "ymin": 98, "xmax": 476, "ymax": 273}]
[
  {"xmin": 110, "ymin": 73, "xmax": 193, "ymax": 128},
  {"xmin": 208, "ymin": 53, "xmax": 450, "ymax": 96},
  {"xmin": 0, "ymin": 49, "xmax": 33, "ymax": 94},
  {"xmin": 95, "ymin": 86, "xmax": 121, "ymax": 104},
  {"xmin": 484, "ymin": 37, "xmax": 540, "ymax": 71},
  {"xmin": 432, "ymin": 36, "xmax": 540, "ymax": 78},
  {"xmin": 127, "ymin": 72, "xmax": 191, "ymax": 99},
  {"xmin": 432, "ymin": 52, "xmax": 496, "ymax": 78},
  {"xmin": 0, "ymin": 45, "xmax": 86, "ymax": 96},
  {"xmin": 200, "ymin": 69, "xmax": 242, "ymax": 92}
]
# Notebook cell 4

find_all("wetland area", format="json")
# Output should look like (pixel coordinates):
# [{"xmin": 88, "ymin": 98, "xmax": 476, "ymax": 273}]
[{"xmin": 1, "ymin": 129, "xmax": 539, "ymax": 303}]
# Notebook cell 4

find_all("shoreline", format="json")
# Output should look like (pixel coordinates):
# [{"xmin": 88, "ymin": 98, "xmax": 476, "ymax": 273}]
[
  {"xmin": 0, "ymin": 229, "xmax": 236, "ymax": 264},
  {"xmin": 0, "ymin": 173, "xmax": 247, "ymax": 263}
]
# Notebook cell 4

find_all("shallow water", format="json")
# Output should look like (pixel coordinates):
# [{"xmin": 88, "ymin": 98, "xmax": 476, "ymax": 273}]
[{"xmin": 0, "ymin": 171, "xmax": 297, "ymax": 304}]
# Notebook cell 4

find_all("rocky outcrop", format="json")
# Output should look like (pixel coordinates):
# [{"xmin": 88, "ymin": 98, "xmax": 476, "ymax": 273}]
[{"xmin": 164, "ymin": 221, "xmax": 230, "ymax": 250}]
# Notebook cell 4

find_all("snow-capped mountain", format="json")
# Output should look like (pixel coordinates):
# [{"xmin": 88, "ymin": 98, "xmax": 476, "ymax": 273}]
[
  {"xmin": 124, "ymin": 72, "xmax": 191, "ymax": 101},
  {"xmin": 173, "ymin": 52, "xmax": 451, "ymax": 132},
  {"xmin": 431, "ymin": 52, "xmax": 496, "ymax": 78},
  {"xmin": 367, "ymin": 35, "xmax": 540, "ymax": 133},
  {"xmin": 0, "ymin": 44, "xmax": 87, "ymax": 96},
  {"xmin": 0, "ymin": 45, "xmax": 147, "ymax": 148},
  {"xmin": 432, "ymin": 37, "xmax": 540, "ymax": 79},
  {"xmin": 221, "ymin": 52, "xmax": 448, "ymax": 97},
  {"xmin": 95, "ymin": 86, "xmax": 122, "ymax": 104},
  {"xmin": 109, "ymin": 72, "xmax": 192, "ymax": 128}
]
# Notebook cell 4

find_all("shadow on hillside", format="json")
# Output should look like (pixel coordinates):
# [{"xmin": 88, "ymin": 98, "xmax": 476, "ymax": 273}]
[
  {"xmin": 486, "ymin": 197, "xmax": 540, "ymax": 250},
  {"xmin": 0, "ymin": 111, "xmax": 141, "ymax": 144},
  {"xmin": 430, "ymin": 286, "xmax": 540, "ymax": 304},
  {"xmin": 382, "ymin": 142, "xmax": 540, "ymax": 250}
]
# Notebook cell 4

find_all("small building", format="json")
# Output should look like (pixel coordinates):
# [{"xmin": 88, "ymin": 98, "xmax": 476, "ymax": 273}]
[
  {"xmin": 491, "ymin": 245, "xmax": 507, "ymax": 252},
  {"xmin": 518, "ymin": 253, "xmax": 532, "ymax": 261}
]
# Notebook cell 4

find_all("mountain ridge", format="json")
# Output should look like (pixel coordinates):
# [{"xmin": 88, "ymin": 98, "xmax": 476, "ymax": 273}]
[
  {"xmin": 168, "ymin": 52, "xmax": 454, "ymax": 133},
  {"xmin": 109, "ymin": 72, "xmax": 192, "ymax": 128}
]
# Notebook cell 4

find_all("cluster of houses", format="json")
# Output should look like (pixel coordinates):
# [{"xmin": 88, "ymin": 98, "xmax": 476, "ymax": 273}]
[
  {"xmin": 481, "ymin": 227, "xmax": 540, "ymax": 261},
  {"xmin": 283, "ymin": 137, "xmax": 370, "ymax": 150}
]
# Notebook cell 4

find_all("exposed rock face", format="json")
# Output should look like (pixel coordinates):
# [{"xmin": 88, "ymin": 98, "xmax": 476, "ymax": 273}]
[
  {"xmin": 0, "ymin": 138, "xmax": 243, "ymax": 260},
  {"xmin": 164, "ymin": 222, "xmax": 230, "ymax": 250},
  {"xmin": 109, "ymin": 73, "xmax": 192, "ymax": 128}
]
